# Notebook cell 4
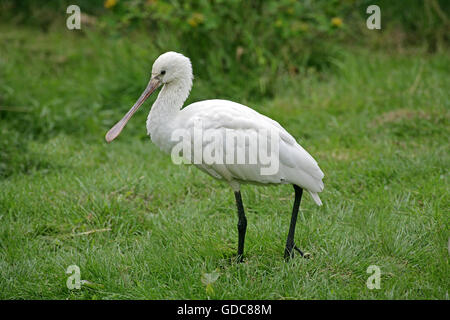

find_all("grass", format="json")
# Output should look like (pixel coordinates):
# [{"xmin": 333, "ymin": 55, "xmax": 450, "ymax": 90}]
[{"xmin": 0, "ymin": 25, "xmax": 449, "ymax": 299}]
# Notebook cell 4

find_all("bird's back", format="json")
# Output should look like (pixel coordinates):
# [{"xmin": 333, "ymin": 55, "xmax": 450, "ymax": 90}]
[{"xmin": 170, "ymin": 99, "xmax": 324, "ymax": 204}]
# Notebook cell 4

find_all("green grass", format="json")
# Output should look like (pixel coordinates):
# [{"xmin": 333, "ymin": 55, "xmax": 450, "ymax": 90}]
[{"xmin": 0, "ymin": 25, "xmax": 449, "ymax": 299}]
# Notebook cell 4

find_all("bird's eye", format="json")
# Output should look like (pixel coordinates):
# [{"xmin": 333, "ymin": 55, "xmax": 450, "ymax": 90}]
[{"xmin": 161, "ymin": 70, "xmax": 166, "ymax": 75}]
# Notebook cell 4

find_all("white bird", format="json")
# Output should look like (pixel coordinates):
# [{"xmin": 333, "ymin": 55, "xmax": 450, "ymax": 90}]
[{"xmin": 106, "ymin": 52, "xmax": 324, "ymax": 261}]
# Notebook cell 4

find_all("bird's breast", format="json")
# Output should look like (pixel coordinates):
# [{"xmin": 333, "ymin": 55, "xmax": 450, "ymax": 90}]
[{"xmin": 146, "ymin": 120, "xmax": 178, "ymax": 155}]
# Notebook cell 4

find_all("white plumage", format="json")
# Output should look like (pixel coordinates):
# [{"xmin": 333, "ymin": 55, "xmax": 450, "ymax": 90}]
[
  {"xmin": 106, "ymin": 51, "xmax": 325, "ymax": 260},
  {"xmin": 155, "ymin": 99, "xmax": 324, "ymax": 205}
]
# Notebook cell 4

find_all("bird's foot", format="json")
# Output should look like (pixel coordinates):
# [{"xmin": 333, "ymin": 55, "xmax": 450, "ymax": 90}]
[{"xmin": 284, "ymin": 243, "xmax": 310, "ymax": 261}]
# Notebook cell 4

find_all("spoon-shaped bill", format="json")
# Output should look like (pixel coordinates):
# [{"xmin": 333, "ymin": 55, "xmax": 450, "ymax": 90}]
[{"xmin": 105, "ymin": 77, "xmax": 161, "ymax": 143}]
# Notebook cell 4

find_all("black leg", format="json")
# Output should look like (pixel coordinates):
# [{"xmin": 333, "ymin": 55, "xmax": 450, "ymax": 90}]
[
  {"xmin": 234, "ymin": 191, "xmax": 247, "ymax": 262},
  {"xmin": 284, "ymin": 185, "xmax": 304, "ymax": 261}
]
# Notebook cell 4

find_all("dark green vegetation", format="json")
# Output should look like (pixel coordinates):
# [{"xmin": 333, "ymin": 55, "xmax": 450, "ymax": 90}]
[{"xmin": 0, "ymin": 1, "xmax": 449, "ymax": 299}]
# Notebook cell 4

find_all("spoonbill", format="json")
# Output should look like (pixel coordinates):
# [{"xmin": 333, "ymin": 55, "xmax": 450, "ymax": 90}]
[{"xmin": 106, "ymin": 52, "xmax": 324, "ymax": 261}]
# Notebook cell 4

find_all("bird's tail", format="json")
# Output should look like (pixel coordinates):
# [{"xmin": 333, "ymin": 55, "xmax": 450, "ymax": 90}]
[{"xmin": 308, "ymin": 191, "xmax": 323, "ymax": 206}]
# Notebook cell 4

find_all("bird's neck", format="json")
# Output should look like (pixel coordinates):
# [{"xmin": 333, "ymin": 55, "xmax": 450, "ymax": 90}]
[{"xmin": 147, "ymin": 77, "xmax": 192, "ymax": 138}]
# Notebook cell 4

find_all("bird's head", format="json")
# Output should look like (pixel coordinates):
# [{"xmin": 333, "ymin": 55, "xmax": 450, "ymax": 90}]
[
  {"xmin": 151, "ymin": 51, "xmax": 193, "ymax": 85},
  {"xmin": 105, "ymin": 51, "xmax": 192, "ymax": 143}
]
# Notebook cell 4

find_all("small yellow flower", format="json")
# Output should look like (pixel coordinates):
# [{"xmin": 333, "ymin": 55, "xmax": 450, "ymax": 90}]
[
  {"xmin": 291, "ymin": 21, "xmax": 308, "ymax": 33},
  {"xmin": 187, "ymin": 18, "xmax": 197, "ymax": 27},
  {"xmin": 104, "ymin": 0, "xmax": 118, "ymax": 9},
  {"xmin": 331, "ymin": 17, "xmax": 343, "ymax": 28},
  {"xmin": 187, "ymin": 12, "xmax": 204, "ymax": 28},
  {"xmin": 299, "ymin": 22, "xmax": 308, "ymax": 32}
]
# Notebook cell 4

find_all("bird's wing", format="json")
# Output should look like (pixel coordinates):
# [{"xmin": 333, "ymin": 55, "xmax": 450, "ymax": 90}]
[{"xmin": 176, "ymin": 100, "xmax": 324, "ymax": 191}]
